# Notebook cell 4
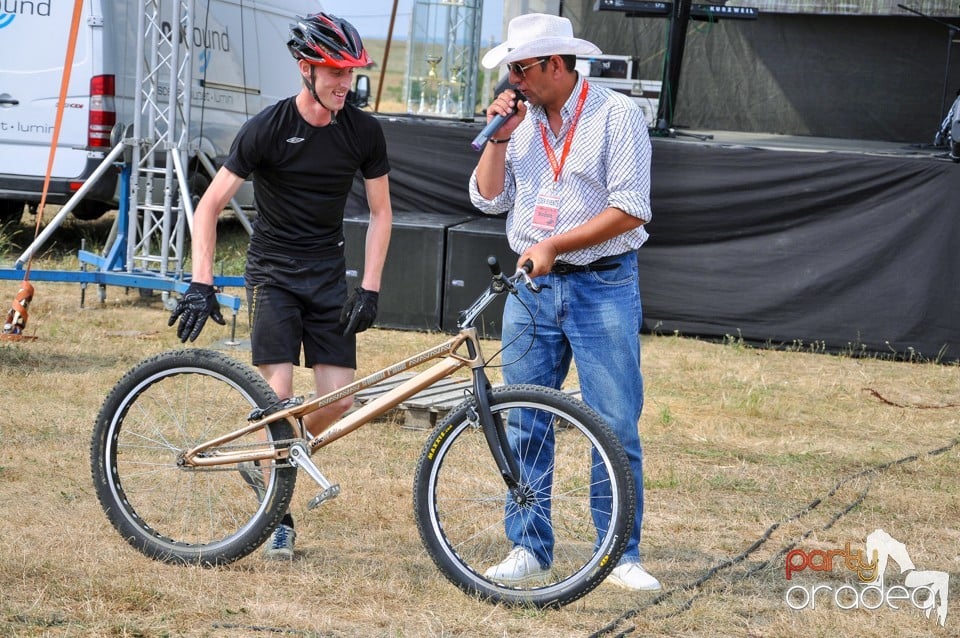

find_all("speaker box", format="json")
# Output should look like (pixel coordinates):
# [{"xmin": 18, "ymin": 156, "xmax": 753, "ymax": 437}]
[
  {"xmin": 344, "ymin": 210, "xmax": 472, "ymax": 331},
  {"xmin": 442, "ymin": 217, "xmax": 516, "ymax": 338}
]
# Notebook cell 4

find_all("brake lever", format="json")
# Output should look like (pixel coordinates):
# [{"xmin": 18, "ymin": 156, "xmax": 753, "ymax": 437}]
[
  {"xmin": 489, "ymin": 256, "xmax": 542, "ymax": 294},
  {"xmin": 513, "ymin": 260, "xmax": 541, "ymax": 293}
]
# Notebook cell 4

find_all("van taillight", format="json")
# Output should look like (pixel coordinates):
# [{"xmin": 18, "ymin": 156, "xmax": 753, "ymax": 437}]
[{"xmin": 89, "ymin": 75, "xmax": 116, "ymax": 148}]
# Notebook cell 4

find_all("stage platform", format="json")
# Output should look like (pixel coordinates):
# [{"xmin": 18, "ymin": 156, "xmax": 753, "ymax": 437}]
[
  {"xmin": 345, "ymin": 115, "xmax": 959, "ymax": 362},
  {"xmin": 650, "ymin": 129, "xmax": 949, "ymax": 158}
]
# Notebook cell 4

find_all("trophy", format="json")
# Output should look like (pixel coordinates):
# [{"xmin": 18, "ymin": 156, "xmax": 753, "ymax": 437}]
[
  {"xmin": 422, "ymin": 54, "xmax": 443, "ymax": 113},
  {"xmin": 426, "ymin": 54, "xmax": 442, "ymax": 78},
  {"xmin": 447, "ymin": 65, "xmax": 463, "ymax": 115},
  {"xmin": 418, "ymin": 76, "xmax": 429, "ymax": 113}
]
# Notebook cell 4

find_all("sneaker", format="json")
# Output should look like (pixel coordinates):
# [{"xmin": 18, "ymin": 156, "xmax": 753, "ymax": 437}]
[
  {"xmin": 605, "ymin": 562, "xmax": 662, "ymax": 591},
  {"xmin": 237, "ymin": 461, "xmax": 266, "ymax": 502},
  {"xmin": 483, "ymin": 546, "xmax": 548, "ymax": 583},
  {"xmin": 263, "ymin": 524, "xmax": 296, "ymax": 560}
]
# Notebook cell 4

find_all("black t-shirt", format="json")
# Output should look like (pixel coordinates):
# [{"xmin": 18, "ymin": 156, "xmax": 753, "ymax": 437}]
[{"xmin": 225, "ymin": 97, "xmax": 390, "ymax": 259}]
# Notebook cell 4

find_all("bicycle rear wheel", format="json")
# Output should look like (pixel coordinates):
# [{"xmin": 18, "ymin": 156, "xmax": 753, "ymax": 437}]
[
  {"xmin": 413, "ymin": 385, "xmax": 635, "ymax": 608},
  {"xmin": 90, "ymin": 349, "xmax": 297, "ymax": 565}
]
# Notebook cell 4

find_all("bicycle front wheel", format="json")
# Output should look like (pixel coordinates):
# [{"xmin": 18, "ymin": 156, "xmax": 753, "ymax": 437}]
[
  {"xmin": 90, "ymin": 349, "xmax": 297, "ymax": 566},
  {"xmin": 413, "ymin": 385, "xmax": 635, "ymax": 608}
]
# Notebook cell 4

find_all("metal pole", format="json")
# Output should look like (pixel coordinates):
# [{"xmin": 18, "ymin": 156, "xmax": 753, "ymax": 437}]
[
  {"xmin": 375, "ymin": 0, "xmax": 400, "ymax": 112},
  {"xmin": 655, "ymin": 0, "xmax": 692, "ymax": 130},
  {"xmin": 14, "ymin": 143, "xmax": 128, "ymax": 268}
]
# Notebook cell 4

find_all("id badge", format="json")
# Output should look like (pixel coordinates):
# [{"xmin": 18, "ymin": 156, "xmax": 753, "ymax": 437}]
[{"xmin": 532, "ymin": 191, "xmax": 560, "ymax": 231}]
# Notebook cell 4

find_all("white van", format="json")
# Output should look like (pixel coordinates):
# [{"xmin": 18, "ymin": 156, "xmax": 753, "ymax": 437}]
[{"xmin": 0, "ymin": 0, "xmax": 327, "ymax": 225}]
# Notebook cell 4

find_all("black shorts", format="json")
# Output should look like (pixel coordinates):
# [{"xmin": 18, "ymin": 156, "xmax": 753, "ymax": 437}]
[{"xmin": 245, "ymin": 252, "xmax": 356, "ymax": 369}]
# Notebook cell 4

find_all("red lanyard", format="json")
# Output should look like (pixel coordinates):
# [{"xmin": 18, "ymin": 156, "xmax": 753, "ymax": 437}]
[{"xmin": 539, "ymin": 80, "xmax": 590, "ymax": 184}]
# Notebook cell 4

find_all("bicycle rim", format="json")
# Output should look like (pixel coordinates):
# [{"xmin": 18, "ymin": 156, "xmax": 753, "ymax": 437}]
[
  {"xmin": 414, "ymin": 385, "xmax": 635, "ymax": 607},
  {"xmin": 91, "ymin": 349, "xmax": 297, "ymax": 565}
]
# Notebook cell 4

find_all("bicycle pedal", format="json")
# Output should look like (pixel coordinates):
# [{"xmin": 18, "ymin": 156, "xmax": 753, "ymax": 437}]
[{"xmin": 308, "ymin": 484, "xmax": 341, "ymax": 509}]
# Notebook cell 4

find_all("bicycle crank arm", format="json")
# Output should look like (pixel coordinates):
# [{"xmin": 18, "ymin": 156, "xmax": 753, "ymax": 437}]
[{"xmin": 287, "ymin": 442, "xmax": 341, "ymax": 509}]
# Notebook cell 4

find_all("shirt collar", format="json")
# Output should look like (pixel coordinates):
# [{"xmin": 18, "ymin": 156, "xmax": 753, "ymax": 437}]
[
  {"xmin": 530, "ymin": 72, "xmax": 588, "ymax": 132},
  {"xmin": 562, "ymin": 73, "xmax": 588, "ymax": 120}
]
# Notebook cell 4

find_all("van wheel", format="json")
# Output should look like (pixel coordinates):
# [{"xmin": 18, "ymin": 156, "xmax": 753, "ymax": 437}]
[
  {"xmin": 0, "ymin": 200, "xmax": 25, "ymax": 226},
  {"xmin": 72, "ymin": 201, "xmax": 111, "ymax": 221},
  {"xmin": 188, "ymin": 172, "xmax": 211, "ymax": 208}
]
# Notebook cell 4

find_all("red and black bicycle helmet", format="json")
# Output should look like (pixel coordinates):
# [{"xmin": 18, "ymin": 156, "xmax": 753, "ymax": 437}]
[{"xmin": 287, "ymin": 13, "xmax": 371, "ymax": 69}]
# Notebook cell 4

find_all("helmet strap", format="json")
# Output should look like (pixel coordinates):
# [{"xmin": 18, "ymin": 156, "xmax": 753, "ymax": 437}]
[{"xmin": 303, "ymin": 66, "xmax": 339, "ymax": 125}]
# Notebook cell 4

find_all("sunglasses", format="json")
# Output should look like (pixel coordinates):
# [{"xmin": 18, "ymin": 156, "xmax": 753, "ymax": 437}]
[{"xmin": 507, "ymin": 57, "xmax": 548, "ymax": 78}]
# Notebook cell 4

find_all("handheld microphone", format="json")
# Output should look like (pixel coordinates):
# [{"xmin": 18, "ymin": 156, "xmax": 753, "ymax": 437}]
[{"xmin": 471, "ymin": 90, "xmax": 525, "ymax": 151}]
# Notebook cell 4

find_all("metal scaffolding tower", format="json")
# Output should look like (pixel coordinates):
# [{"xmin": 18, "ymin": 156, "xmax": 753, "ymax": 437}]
[{"xmin": 128, "ymin": 0, "xmax": 195, "ymax": 290}]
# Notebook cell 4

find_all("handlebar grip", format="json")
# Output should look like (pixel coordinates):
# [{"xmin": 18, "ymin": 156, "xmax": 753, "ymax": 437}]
[
  {"xmin": 521, "ymin": 259, "xmax": 533, "ymax": 274},
  {"xmin": 487, "ymin": 256, "xmax": 502, "ymax": 277}
]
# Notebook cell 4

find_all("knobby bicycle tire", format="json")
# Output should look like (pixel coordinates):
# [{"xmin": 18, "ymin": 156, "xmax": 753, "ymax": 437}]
[
  {"xmin": 413, "ymin": 385, "xmax": 636, "ymax": 608},
  {"xmin": 90, "ymin": 348, "xmax": 297, "ymax": 566}
]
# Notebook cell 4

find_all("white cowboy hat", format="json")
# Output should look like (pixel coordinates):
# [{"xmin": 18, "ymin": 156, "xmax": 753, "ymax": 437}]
[{"xmin": 481, "ymin": 13, "xmax": 601, "ymax": 70}]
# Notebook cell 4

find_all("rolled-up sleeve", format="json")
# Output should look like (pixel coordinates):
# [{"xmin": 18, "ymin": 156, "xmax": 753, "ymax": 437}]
[
  {"xmin": 469, "ymin": 164, "xmax": 517, "ymax": 216},
  {"xmin": 604, "ymin": 107, "xmax": 653, "ymax": 223}
]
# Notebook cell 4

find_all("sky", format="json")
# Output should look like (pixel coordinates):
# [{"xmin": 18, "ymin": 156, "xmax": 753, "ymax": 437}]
[{"xmin": 317, "ymin": 0, "xmax": 504, "ymax": 43}]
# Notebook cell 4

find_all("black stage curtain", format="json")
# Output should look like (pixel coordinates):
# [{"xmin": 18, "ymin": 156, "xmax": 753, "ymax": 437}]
[
  {"xmin": 643, "ymin": 141, "xmax": 960, "ymax": 361},
  {"xmin": 352, "ymin": 117, "xmax": 960, "ymax": 361}
]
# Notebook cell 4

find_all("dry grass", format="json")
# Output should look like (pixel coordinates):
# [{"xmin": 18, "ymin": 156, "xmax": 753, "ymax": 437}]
[{"xmin": 1, "ymin": 216, "xmax": 959, "ymax": 637}]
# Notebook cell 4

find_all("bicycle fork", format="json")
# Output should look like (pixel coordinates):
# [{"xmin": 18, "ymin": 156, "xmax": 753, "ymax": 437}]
[{"xmin": 471, "ymin": 368, "xmax": 528, "ymax": 504}]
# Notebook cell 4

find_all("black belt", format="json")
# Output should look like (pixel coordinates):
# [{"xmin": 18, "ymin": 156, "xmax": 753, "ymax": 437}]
[{"xmin": 551, "ymin": 252, "xmax": 629, "ymax": 275}]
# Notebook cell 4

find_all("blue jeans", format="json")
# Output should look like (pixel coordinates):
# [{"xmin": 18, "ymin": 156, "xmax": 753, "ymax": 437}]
[{"xmin": 500, "ymin": 252, "xmax": 645, "ymax": 569}]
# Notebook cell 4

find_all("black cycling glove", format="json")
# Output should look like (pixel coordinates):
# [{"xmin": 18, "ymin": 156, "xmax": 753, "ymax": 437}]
[
  {"xmin": 339, "ymin": 287, "xmax": 379, "ymax": 336},
  {"xmin": 168, "ymin": 282, "xmax": 226, "ymax": 343}
]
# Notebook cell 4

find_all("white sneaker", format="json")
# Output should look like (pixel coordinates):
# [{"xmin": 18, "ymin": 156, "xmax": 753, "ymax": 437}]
[
  {"xmin": 483, "ymin": 546, "xmax": 548, "ymax": 583},
  {"xmin": 263, "ymin": 524, "xmax": 296, "ymax": 560},
  {"xmin": 605, "ymin": 562, "xmax": 661, "ymax": 591}
]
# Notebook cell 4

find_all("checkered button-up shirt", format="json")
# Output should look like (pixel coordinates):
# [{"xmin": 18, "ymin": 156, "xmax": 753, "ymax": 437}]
[{"xmin": 469, "ymin": 74, "xmax": 652, "ymax": 265}]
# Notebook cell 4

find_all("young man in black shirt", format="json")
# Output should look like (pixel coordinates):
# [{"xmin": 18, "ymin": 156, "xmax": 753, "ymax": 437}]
[{"xmin": 169, "ymin": 13, "xmax": 392, "ymax": 559}]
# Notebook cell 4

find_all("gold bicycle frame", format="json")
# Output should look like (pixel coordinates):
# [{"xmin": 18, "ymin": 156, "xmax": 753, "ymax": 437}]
[{"xmin": 180, "ymin": 327, "xmax": 488, "ymax": 468}]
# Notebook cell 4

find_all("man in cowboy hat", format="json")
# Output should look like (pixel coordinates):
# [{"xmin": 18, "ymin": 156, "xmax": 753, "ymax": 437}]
[{"xmin": 469, "ymin": 13, "xmax": 660, "ymax": 592}]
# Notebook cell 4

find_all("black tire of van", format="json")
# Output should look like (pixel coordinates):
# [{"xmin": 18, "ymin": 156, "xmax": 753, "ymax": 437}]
[
  {"xmin": 0, "ymin": 200, "xmax": 25, "ymax": 226},
  {"xmin": 72, "ymin": 201, "xmax": 112, "ymax": 221},
  {"xmin": 188, "ymin": 171, "xmax": 211, "ymax": 208}
]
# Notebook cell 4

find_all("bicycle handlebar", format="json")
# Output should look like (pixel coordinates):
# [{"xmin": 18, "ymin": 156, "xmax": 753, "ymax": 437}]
[
  {"xmin": 487, "ymin": 256, "xmax": 540, "ymax": 294},
  {"xmin": 457, "ymin": 257, "xmax": 541, "ymax": 330}
]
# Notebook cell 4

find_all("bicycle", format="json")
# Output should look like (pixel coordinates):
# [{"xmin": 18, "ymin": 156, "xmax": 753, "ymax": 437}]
[{"xmin": 90, "ymin": 258, "xmax": 636, "ymax": 608}]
